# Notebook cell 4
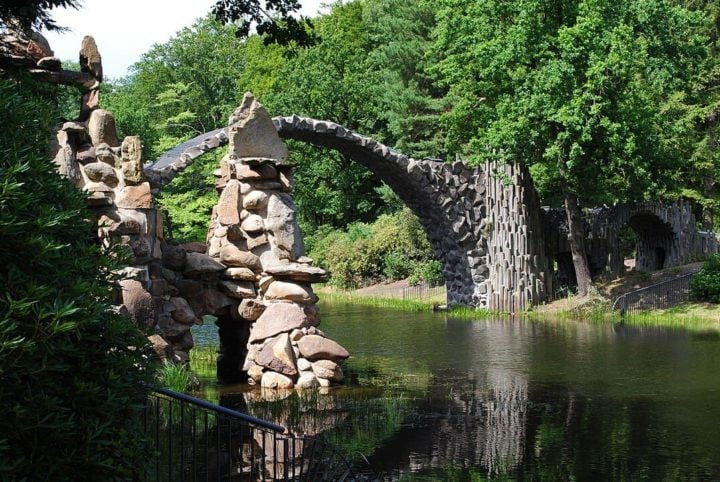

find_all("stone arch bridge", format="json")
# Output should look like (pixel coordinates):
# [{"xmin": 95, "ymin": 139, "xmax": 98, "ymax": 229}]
[{"xmin": 147, "ymin": 113, "xmax": 555, "ymax": 311}]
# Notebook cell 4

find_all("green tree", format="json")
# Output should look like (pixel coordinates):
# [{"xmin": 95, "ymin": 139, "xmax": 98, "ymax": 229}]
[
  {"xmin": 434, "ymin": 0, "xmax": 707, "ymax": 294},
  {"xmin": 102, "ymin": 16, "xmax": 247, "ymax": 242},
  {"xmin": 103, "ymin": 15, "xmax": 246, "ymax": 159},
  {"xmin": 364, "ymin": 0, "xmax": 447, "ymax": 158},
  {"xmin": 666, "ymin": 0, "xmax": 720, "ymax": 229},
  {"xmin": 212, "ymin": 0, "xmax": 315, "ymax": 46},
  {"xmin": 0, "ymin": 78, "xmax": 151, "ymax": 479},
  {"xmin": 261, "ymin": 1, "xmax": 391, "ymax": 231},
  {"xmin": 0, "ymin": 0, "xmax": 78, "ymax": 32}
]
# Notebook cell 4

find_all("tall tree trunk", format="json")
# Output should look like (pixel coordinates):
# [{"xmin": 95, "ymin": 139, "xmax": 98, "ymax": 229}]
[
  {"xmin": 563, "ymin": 190, "xmax": 592, "ymax": 296},
  {"xmin": 703, "ymin": 128, "xmax": 717, "ymax": 231},
  {"xmin": 702, "ymin": 173, "xmax": 714, "ymax": 230}
]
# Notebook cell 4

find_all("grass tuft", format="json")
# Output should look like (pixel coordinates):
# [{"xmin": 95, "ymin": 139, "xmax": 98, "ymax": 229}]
[{"xmin": 157, "ymin": 362, "xmax": 193, "ymax": 393}]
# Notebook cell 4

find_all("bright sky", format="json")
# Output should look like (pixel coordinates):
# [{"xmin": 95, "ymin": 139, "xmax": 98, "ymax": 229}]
[{"xmin": 43, "ymin": 0, "xmax": 326, "ymax": 79}]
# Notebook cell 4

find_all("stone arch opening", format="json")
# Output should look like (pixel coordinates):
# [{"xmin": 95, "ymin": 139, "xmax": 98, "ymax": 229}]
[
  {"xmin": 626, "ymin": 211, "xmax": 674, "ymax": 272},
  {"xmin": 147, "ymin": 101, "xmax": 553, "ymax": 314},
  {"xmin": 147, "ymin": 120, "xmax": 482, "ymax": 307}
]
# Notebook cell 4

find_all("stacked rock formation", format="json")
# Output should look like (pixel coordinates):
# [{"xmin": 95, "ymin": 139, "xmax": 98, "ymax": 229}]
[
  {"xmin": 206, "ymin": 93, "xmax": 350, "ymax": 388},
  {"xmin": 45, "ymin": 39, "xmax": 350, "ymax": 384},
  {"xmin": 0, "ymin": 31, "xmax": 102, "ymax": 117}
]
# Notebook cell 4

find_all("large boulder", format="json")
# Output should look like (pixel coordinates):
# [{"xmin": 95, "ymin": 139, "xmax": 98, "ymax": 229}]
[
  {"xmin": 228, "ymin": 93, "xmax": 288, "ymax": 162},
  {"xmin": 238, "ymin": 298, "xmax": 266, "ymax": 321},
  {"xmin": 87, "ymin": 109, "xmax": 119, "ymax": 147},
  {"xmin": 83, "ymin": 161, "xmax": 118, "ymax": 185},
  {"xmin": 183, "ymin": 252, "xmax": 225, "ymax": 277},
  {"xmin": 256, "ymin": 333, "xmax": 297, "ymax": 376},
  {"xmin": 297, "ymin": 335, "xmax": 350, "ymax": 362},
  {"xmin": 242, "ymin": 190, "xmax": 268, "ymax": 211},
  {"xmin": 161, "ymin": 243, "xmax": 186, "ymax": 271},
  {"xmin": 218, "ymin": 280, "xmax": 255, "ymax": 299},
  {"xmin": 296, "ymin": 372, "xmax": 319, "ymax": 389},
  {"xmin": 119, "ymin": 279, "xmax": 155, "ymax": 330},
  {"xmin": 216, "ymin": 179, "xmax": 241, "ymax": 225},
  {"xmin": 80, "ymin": 35, "xmax": 103, "ymax": 81},
  {"xmin": 148, "ymin": 335, "xmax": 173, "ymax": 362},
  {"xmin": 222, "ymin": 267, "xmax": 256, "ymax": 281},
  {"xmin": 264, "ymin": 281, "xmax": 317, "ymax": 304},
  {"xmin": 265, "ymin": 193, "xmax": 304, "ymax": 260},
  {"xmin": 249, "ymin": 303, "xmax": 316, "ymax": 343},
  {"xmin": 219, "ymin": 244, "xmax": 261, "ymax": 271},
  {"xmin": 311, "ymin": 360, "xmax": 344, "ymax": 382},
  {"xmin": 236, "ymin": 163, "xmax": 277, "ymax": 181},
  {"xmin": 116, "ymin": 182, "xmax": 152, "ymax": 209},
  {"xmin": 241, "ymin": 214, "xmax": 264, "ymax": 233},
  {"xmin": 264, "ymin": 263, "xmax": 329, "ymax": 283},
  {"xmin": 121, "ymin": 136, "xmax": 144, "ymax": 185},
  {"xmin": 260, "ymin": 371, "xmax": 294, "ymax": 389},
  {"xmin": 169, "ymin": 297, "xmax": 198, "ymax": 325}
]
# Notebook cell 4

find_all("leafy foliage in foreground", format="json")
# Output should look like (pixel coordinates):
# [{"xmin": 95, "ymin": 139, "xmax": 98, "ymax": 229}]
[
  {"xmin": 690, "ymin": 254, "xmax": 720, "ymax": 303},
  {"xmin": 0, "ymin": 79, "xmax": 151, "ymax": 480}
]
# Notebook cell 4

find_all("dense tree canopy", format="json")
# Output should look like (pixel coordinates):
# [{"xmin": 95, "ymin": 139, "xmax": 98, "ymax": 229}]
[
  {"xmin": 101, "ymin": 0, "xmax": 720, "ymax": 289},
  {"xmin": 433, "ymin": 0, "xmax": 709, "ymax": 293}
]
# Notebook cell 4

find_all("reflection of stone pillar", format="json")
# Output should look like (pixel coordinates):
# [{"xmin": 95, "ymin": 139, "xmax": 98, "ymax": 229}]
[
  {"xmin": 476, "ymin": 321, "xmax": 528, "ymax": 475},
  {"xmin": 480, "ymin": 371, "xmax": 527, "ymax": 475}
]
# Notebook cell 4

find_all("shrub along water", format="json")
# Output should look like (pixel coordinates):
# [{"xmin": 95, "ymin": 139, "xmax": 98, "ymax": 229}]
[
  {"xmin": 306, "ymin": 208, "xmax": 442, "ymax": 288},
  {"xmin": 0, "ymin": 78, "xmax": 152, "ymax": 480},
  {"xmin": 690, "ymin": 255, "xmax": 720, "ymax": 303}
]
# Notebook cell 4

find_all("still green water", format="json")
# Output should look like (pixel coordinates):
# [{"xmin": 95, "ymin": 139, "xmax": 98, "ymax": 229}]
[{"xmin": 192, "ymin": 303, "xmax": 720, "ymax": 481}]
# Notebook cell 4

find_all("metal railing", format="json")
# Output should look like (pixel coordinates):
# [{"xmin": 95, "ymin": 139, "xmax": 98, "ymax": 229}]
[
  {"xmin": 401, "ymin": 283, "xmax": 445, "ymax": 301},
  {"xmin": 143, "ymin": 386, "xmax": 360, "ymax": 481},
  {"xmin": 611, "ymin": 271, "xmax": 698, "ymax": 316}
]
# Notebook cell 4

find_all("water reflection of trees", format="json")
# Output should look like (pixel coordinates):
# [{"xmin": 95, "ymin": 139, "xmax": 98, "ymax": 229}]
[{"xmin": 214, "ymin": 317, "xmax": 720, "ymax": 480}]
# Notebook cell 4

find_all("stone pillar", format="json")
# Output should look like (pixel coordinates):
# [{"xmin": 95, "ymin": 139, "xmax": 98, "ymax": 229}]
[
  {"xmin": 206, "ymin": 93, "xmax": 350, "ymax": 388},
  {"xmin": 483, "ymin": 162, "xmax": 553, "ymax": 313}
]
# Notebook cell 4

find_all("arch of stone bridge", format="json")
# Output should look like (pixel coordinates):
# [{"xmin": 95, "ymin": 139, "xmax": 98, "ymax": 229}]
[{"xmin": 145, "ymin": 118, "xmax": 486, "ymax": 306}]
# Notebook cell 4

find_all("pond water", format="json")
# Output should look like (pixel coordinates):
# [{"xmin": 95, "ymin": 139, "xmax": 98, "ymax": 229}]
[{"xmin": 192, "ymin": 303, "xmax": 720, "ymax": 481}]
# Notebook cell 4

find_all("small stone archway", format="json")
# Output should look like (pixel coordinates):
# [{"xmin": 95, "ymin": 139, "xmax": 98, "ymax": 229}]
[
  {"xmin": 625, "ymin": 211, "xmax": 674, "ymax": 272},
  {"xmin": 543, "ymin": 201, "xmax": 719, "ymax": 285}
]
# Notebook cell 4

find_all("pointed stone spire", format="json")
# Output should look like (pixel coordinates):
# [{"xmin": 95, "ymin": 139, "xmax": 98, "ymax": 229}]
[{"xmin": 228, "ymin": 92, "xmax": 289, "ymax": 164}]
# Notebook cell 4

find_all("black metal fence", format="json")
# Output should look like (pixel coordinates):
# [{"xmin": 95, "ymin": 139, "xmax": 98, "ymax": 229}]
[
  {"xmin": 401, "ymin": 283, "xmax": 445, "ymax": 301},
  {"xmin": 611, "ymin": 271, "xmax": 698, "ymax": 316},
  {"xmin": 143, "ymin": 386, "xmax": 359, "ymax": 481}
]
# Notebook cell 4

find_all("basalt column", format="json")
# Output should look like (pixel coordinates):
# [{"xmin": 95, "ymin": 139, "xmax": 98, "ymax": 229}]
[
  {"xmin": 206, "ymin": 93, "xmax": 350, "ymax": 388},
  {"xmin": 483, "ymin": 162, "xmax": 553, "ymax": 312}
]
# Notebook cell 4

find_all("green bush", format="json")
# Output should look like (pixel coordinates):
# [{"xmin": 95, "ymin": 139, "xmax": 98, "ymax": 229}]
[
  {"xmin": 383, "ymin": 251, "xmax": 411, "ymax": 280},
  {"xmin": 690, "ymin": 255, "xmax": 720, "ymax": 303},
  {"xmin": 307, "ymin": 208, "xmax": 441, "ymax": 288},
  {"xmin": 0, "ymin": 78, "xmax": 151, "ymax": 480}
]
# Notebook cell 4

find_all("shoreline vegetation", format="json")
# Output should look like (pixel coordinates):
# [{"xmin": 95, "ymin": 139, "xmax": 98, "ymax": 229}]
[{"xmin": 316, "ymin": 270, "xmax": 720, "ymax": 334}]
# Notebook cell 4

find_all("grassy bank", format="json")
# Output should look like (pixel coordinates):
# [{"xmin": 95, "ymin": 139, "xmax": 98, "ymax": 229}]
[
  {"xmin": 318, "ymin": 283, "xmax": 720, "ymax": 333},
  {"xmin": 317, "ymin": 290, "xmax": 447, "ymax": 311},
  {"xmin": 622, "ymin": 303, "xmax": 720, "ymax": 332},
  {"xmin": 529, "ymin": 295, "xmax": 720, "ymax": 333}
]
